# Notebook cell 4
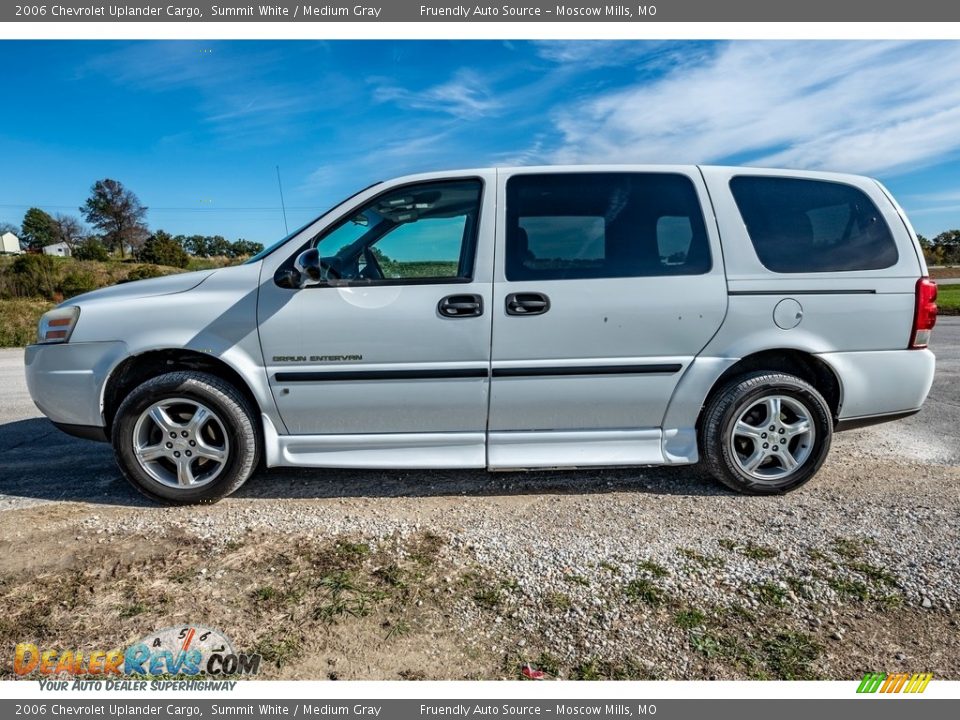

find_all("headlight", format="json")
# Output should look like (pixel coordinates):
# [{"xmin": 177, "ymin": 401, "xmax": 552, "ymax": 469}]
[{"xmin": 37, "ymin": 306, "xmax": 80, "ymax": 344}]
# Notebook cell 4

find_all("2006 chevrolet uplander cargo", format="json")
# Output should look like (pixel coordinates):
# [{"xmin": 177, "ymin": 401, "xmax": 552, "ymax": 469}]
[{"xmin": 25, "ymin": 166, "xmax": 938, "ymax": 503}]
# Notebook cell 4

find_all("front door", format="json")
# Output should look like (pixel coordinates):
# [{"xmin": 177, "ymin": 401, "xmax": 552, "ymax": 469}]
[
  {"xmin": 256, "ymin": 173, "xmax": 495, "ymax": 455},
  {"xmin": 487, "ymin": 169, "xmax": 728, "ymax": 467}
]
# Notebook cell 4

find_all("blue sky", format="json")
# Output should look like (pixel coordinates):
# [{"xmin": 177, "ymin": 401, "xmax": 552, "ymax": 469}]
[{"xmin": 1, "ymin": 40, "xmax": 960, "ymax": 243}]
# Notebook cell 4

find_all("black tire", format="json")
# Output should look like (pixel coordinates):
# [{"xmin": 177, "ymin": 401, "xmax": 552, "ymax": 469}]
[
  {"xmin": 112, "ymin": 371, "xmax": 260, "ymax": 504},
  {"xmin": 699, "ymin": 371, "xmax": 832, "ymax": 495}
]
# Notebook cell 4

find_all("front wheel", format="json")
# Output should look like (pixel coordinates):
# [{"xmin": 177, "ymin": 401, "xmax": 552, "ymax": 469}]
[
  {"xmin": 699, "ymin": 372, "xmax": 832, "ymax": 494},
  {"xmin": 112, "ymin": 371, "xmax": 260, "ymax": 504}
]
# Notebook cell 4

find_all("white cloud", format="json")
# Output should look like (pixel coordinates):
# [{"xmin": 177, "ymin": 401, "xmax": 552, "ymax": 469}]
[
  {"xmin": 908, "ymin": 189, "xmax": 960, "ymax": 204},
  {"xmin": 546, "ymin": 41, "xmax": 960, "ymax": 176},
  {"xmin": 532, "ymin": 40, "xmax": 700, "ymax": 71},
  {"xmin": 373, "ymin": 69, "xmax": 501, "ymax": 119}
]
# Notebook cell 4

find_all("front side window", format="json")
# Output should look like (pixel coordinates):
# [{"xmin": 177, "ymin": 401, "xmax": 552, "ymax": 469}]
[
  {"xmin": 729, "ymin": 176, "xmax": 899, "ymax": 273},
  {"xmin": 505, "ymin": 172, "xmax": 711, "ymax": 281},
  {"xmin": 308, "ymin": 179, "xmax": 482, "ymax": 283}
]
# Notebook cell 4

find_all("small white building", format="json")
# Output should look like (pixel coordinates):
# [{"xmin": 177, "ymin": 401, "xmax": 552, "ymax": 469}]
[
  {"xmin": 42, "ymin": 242, "xmax": 72, "ymax": 257},
  {"xmin": 0, "ymin": 231, "xmax": 22, "ymax": 254}
]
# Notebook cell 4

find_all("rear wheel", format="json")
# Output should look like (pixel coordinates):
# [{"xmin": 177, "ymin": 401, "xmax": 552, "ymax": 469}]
[
  {"xmin": 112, "ymin": 371, "xmax": 260, "ymax": 504},
  {"xmin": 700, "ymin": 372, "xmax": 832, "ymax": 494}
]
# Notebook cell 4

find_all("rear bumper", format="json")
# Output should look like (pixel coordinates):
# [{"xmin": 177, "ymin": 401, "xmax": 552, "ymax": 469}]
[
  {"xmin": 24, "ymin": 341, "xmax": 127, "ymax": 429},
  {"xmin": 818, "ymin": 348, "xmax": 935, "ymax": 420},
  {"xmin": 835, "ymin": 408, "xmax": 921, "ymax": 432}
]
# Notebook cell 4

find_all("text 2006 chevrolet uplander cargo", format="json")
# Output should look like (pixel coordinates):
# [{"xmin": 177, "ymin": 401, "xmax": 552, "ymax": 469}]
[{"xmin": 25, "ymin": 166, "xmax": 938, "ymax": 503}]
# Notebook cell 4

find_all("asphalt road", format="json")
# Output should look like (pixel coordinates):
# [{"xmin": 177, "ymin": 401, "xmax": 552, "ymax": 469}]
[{"xmin": 1, "ymin": 319, "xmax": 958, "ymax": 508}]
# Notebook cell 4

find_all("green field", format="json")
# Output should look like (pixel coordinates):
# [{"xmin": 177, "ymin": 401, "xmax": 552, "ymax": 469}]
[{"xmin": 938, "ymin": 283, "xmax": 960, "ymax": 315}]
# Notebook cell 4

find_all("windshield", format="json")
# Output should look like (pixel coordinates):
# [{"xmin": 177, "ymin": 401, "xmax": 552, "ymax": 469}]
[{"xmin": 244, "ymin": 180, "xmax": 382, "ymax": 264}]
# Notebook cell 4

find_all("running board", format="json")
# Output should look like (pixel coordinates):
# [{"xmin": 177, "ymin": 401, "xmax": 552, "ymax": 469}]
[
  {"xmin": 262, "ymin": 414, "xmax": 485, "ymax": 469},
  {"xmin": 487, "ymin": 429, "xmax": 665, "ymax": 469}
]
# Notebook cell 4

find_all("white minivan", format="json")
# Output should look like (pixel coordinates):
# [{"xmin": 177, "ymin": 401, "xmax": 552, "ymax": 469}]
[{"xmin": 25, "ymin": 166, "xmax": 937, "ymax": 503}]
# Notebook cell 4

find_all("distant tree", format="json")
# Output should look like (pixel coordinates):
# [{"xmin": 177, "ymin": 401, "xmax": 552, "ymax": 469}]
[
  {"xmin": 0, "ymin": 221, "xmax": 19, "ymax": 236},
  {"xmin": 80, "ymin": 179, "xmax": 149, "ymax": 259},
  {"xmin": 227, "ymin": 239, "xmax": 264, "ymax": 258},
  {"xmin": 20, "ymin": 208, "xmax": 58, "ymax": 251},
  {"xmin": 181, "ymin": 234, "xmax": 210, "ymax": 257},
  {"xmin": 73, "ymin": 238, "xmax": 111, "ymax": 262},
  {"xmin": 199, "ymin": 235, "xmax": 230, "ymax": 257},
  {"xmin": 933, "ymin": 230, "xmax": 960, "ymax": 265},
  {"xmin": 136, "ymin": 230, "xmax": 190, "ymax": 268},
  {"xmin": 52, "ymin": 213, "xmax": 87, "ymax": 250},
  {"xmin": 182, "ymin": 234, "xmax": 231, "ymax": 257}
]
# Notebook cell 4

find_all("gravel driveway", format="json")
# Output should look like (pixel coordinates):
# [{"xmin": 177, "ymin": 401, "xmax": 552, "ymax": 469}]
[{"xmin": 1, "ymin": 321, "xmax": 958, "ymax": 680}]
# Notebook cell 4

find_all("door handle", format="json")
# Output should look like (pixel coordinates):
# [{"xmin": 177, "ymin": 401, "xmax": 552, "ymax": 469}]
[
  {"xmin": 438, "ymin": 294, "xmax": 483, "ymax": 318},
  {"xmin": 505, "ymin": 292, "xmax": 550, "ymax": 316}
]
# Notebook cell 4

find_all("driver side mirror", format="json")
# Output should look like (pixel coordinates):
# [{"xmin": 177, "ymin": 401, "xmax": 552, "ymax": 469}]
[
  {"xmin": 274, "ymin": 248, "xmax": 323, "ymax": 289},
  {"xmin": 293, "ymin": 248, "xmax": 322, "ymax": 288}
]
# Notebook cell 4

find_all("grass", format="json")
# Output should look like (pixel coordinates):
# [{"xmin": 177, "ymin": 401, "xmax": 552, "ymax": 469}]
[
  {"xmin": 624, "ymin": 578, "xmax": 664, "ymax": 606},
  {"xmin": 472, "ymin": 587, "xmax": 503, "ymax": 609},
  {"xmin": 740, "ymin": 542, "xmax": 779, "ymax": 560},
  {"xmin": 755, "ymin": 582, "xmax": 788, "ymax": 606},
  {"xmin": 828, "ymin": 576, "xmax": 871, "ymax": 601},
  {"xmin": 762, "ymin": 631, "xmax": 820, "ymax": 680},
  {"xmin": 719, "ymin": 539, "xmax": 779, "ymax": 560},
  {"xmin": 673, "ymin": 608, "xmax": 706, "ymax": 629},
  {"xmin": 936, "ymin": 283, "xmax": 960, "ymax": 315},
  {"xmin": 678, "ymin": 547, "xmax": 725, "ymax": 568},
  {"xmin": 543, "ymin": 591, "xmax": 572, "ymax": 612},
  {"xmin": 832, "ymin": 536, "xmax": 872, "ymax": 560},
  {"xmin": 0, "ymin": 298, "xmax": 53, "ymax": 346},
  {"xmin": 687, "ymin": 625, "xmax": 820, "ymax": 680},
  {"xmin": 0, "ymin": 254, "xmax": 246, "ymax": 347},
  {"xmin": 383, "ymin": 619, "xmax": 411, "ymax": 640},
  {"xmin": 313, "ymin": 570, "xmax": 387, "ymax": 623},
  {"xmin": 252, "ymin": 636, "xmax": 302, "ymax": 670},
  {"xmin": 637, "ymin": 559, "xmax": 670, "ymax": 578},
  {"xmin": 118, "ymin": 602, "xmax": 147, "ymax": 619},
  {"xmin": 252, "ymin": 586, "xmax": 280, "ymax": 602},
  {"xmin": 849, "ymin": 561, "xmax": 898, "ymax": 588},
  {"xmin": 569, "ymin": 657, "xmax": 652, "ymax": 681}
]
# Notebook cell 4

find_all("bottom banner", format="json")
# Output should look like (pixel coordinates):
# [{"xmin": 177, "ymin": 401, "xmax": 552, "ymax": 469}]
[{"xmin": 1, "ymin": 699, "xmax": 954, "ymax": 720}]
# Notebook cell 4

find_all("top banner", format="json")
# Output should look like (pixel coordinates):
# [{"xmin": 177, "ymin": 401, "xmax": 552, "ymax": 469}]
[{"xmin": 6, "ymin": 1, "xmax": 960, "ymax": 22}]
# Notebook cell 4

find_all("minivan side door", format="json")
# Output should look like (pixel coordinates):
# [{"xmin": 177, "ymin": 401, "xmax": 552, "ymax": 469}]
[
  {"xmin": 488, "ymin": 168, "xmax": 728, "ymax": 468},
  {"xmin": 256, "ymin": 172, "xmax": 495, "ymax": 465}
]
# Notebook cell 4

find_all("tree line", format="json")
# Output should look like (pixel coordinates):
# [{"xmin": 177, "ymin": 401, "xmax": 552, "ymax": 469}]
[
  {"xmin": 0, "ymin": 178, "xmax": 263, "ymax": 268},
  {"xmin": 918, "ymin": 231, "xmax": 960, "ymax": 266}
]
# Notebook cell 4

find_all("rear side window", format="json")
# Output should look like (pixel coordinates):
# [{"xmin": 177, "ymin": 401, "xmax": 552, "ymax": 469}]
[
  {"xmin": 729, "ymin": 176, "xmax": 898, "ymax": 273},
  {"xmin": 505, "ymin": 173, "xmax": 711, "ymax": 281}
]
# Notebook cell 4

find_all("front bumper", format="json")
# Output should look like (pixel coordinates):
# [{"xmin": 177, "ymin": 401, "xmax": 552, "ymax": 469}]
[{"xmin": 24, "ymin": 341, "xmax": 128, "ymax": 429}]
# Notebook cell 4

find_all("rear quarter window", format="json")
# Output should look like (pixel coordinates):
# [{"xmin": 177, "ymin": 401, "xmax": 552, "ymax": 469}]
[{"xmin": 729, "ymin": 176, "xmax": 899, "ymax": 273}]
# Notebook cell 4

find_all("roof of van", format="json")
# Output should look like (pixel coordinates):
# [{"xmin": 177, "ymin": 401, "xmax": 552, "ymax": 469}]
[{"xmin": 387, "ymin": 165, "xmax": 877, "ymax": 184}]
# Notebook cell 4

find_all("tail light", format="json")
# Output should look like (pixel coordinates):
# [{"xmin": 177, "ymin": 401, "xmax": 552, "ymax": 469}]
[
  {"xmin": 37, "ymin": 306, "xmax": 80, "ymax": 344},
  {"xmin": 910, "ymin": 278, "xmax": 937, "ymax": 349}
]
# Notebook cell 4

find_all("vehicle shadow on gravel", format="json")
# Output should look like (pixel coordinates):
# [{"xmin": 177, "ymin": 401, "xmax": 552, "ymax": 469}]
[
  {"xmin": 0, "ymin": 417, "xmax": 732, "ymax": 507},
  {"xmin": 238, "ymin": 464, "xmax": 732, "ymax": 500}
]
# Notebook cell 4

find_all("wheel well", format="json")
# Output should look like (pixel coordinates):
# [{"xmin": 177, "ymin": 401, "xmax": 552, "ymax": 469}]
[
  {"xmin": 699, "ymin": 349, "xmax": 842, "ymax": 427},
  {"xmin": 103, "ymin": 350, "xmax": 260, "ymax": 432}
]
